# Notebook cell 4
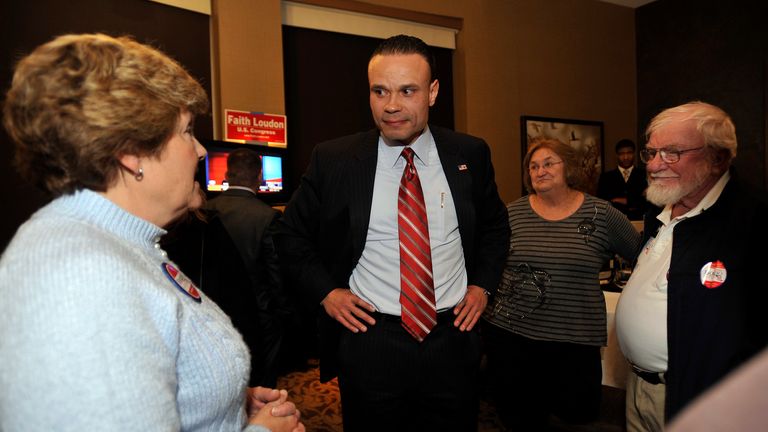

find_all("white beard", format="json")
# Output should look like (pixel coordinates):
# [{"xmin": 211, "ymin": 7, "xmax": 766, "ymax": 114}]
[
  {"xmin": 645, "ymin": 164, "xmax": 712, "ymax": 206},
  {"xmin": 646, "ymin": 182, "xmax": 685, "ymax": 206}
]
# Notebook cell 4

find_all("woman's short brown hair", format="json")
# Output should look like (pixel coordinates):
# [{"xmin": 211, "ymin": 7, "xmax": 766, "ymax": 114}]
[
  {"xmin": 522, "ymin": 137, "xmax": 584, "ymax": 194},
  {"xmin": 3, "ymin": 33, "xmax": 209, "ymax": 195}
]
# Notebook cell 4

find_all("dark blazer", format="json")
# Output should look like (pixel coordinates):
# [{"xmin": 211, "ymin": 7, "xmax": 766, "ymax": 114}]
[
  {"xmin": 597, "ymin": 166, "xmax": 648, "ymax": 220},
  {"xmin": 205, "ymin": 190, "xmax": 290, "ymax": 386},
  {"xmin": 205, "ymin": 189, "xmax": 283, "ymax": 303},
  {"xmin": 276, "ymin": 125, "xmax": 510, "ymax": 381}
]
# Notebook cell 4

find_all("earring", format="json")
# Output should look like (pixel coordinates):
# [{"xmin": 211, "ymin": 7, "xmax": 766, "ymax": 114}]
[{"xmin": 135, "ymin": 167, "xmax": 144, "ymax": 181}]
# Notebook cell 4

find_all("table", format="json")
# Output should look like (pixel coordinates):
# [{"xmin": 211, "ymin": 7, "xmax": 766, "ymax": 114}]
[{"xmin": 602, "ymin": 290, "xmax": 629, "ymax": 389}]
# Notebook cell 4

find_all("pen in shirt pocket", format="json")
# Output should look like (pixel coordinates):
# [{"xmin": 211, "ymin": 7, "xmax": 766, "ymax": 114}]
[{"xmin": 440, "ymin": 192, "xmax": 445, "ymax": 208}]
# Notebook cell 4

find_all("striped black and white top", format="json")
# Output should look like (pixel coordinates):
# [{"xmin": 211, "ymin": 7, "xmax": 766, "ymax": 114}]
[{"xmin": 483, "ymin": 194, "xmax": 640, "ymax": 346}]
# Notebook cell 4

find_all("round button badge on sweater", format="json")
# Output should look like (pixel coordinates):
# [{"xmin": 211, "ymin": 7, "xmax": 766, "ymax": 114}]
[{"xmin": 162, "ymin": 262, "xmax": 202, "ymax": 302}]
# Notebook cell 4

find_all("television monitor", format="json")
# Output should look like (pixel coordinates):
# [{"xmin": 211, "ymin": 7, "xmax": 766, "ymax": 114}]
[{"xmin": 200, "ymin": 140, "xmax": 288, "ymax": 204}]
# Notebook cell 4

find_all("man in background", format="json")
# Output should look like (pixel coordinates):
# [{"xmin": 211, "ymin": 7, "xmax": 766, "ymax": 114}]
[
  {"xmin": 615, "ymin": 101, "xmax": 768, "ymax": 430},
  {"xmin": 276, "ymin": 35, "xmax": 509, "ymax": 431},
  {"xmin": 206, "ymin": 148, "xmax": 287, "ymax": 387},
  {"xmin": 598, "ymin": 138, "xmax": 648, "ymax": 220}
]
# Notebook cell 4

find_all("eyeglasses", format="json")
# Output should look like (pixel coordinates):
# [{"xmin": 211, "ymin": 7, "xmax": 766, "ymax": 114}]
[
  {"xmin": 639, "ymin": 146, "xmax": 704, "ymax": 164},
  {"xmin": 528, "ymin": 160, "xmax": 563, "ymax": 172},
  {"xmin": 491, "ymin": 263, "xmax": 551, "ymax": 320}
]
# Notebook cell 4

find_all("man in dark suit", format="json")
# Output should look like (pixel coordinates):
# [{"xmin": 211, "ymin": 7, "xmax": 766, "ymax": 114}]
[
  {"xmin": 276, "ymin": 35, "xmax": 509, "ymax": 431},
  {"xmin": 205, "ymin": 148, "xmax": 286, "ymax": 387},
  {"xmin": 597, "ymin": 138, "xmax": 649, "ymax": 220}
]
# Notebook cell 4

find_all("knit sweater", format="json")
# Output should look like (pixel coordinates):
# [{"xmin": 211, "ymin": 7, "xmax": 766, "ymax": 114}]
[{"xmin": 0, "ymin": 189, "xmax": 268, "ymax": 432}]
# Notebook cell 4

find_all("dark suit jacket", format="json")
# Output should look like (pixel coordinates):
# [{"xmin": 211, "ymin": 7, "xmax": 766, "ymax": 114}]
[
  {"xmin": 205, "ymin": 189, "xmax": 291, "ymax": 385},
  {"xmin": 276, "ymin": 125, "xmax": 510, "ymax": 381},
  {"xmin": 205, "ymin": 189, "xmax": 283, "ymax": 306},
  {"xmin": 597, "ymin": 166, "xmax": 648, "ymax": 220}
]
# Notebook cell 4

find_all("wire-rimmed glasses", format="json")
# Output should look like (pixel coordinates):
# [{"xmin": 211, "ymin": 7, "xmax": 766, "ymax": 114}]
[
  {"xmin": 639, "ymin": 146, "xmax": 704, "ymax": 164},
  {"xmin": 528, "ymin": 160, "xmax": 563, "ymax": 172}
]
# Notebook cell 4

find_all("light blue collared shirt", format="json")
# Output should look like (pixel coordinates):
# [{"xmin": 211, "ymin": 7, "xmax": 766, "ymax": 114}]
[{"xmin": 349, "ymin": 127, "xmax": 467, "ymax": 315}]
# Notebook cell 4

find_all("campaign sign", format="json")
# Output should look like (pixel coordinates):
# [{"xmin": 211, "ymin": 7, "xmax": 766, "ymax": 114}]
[{"xmin": 224, "ymin": 109, "xmax": 287, "ymax": 147}]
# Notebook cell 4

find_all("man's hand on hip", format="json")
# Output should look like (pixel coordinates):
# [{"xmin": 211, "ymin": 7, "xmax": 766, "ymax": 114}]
[{"xmin": 321, "ymin": 288, "xmax": 376, "ymax": 333}]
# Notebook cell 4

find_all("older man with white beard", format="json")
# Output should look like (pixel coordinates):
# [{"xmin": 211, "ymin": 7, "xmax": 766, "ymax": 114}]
[{"xmin": 615, "ymin": 101, "xmax": 768, "ymax": 431}]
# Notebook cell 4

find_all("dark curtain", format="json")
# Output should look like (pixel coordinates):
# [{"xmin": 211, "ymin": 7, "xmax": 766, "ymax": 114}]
[{"xmin": 0, "ymin": 0, "xmax": 212, "ymax": 250}]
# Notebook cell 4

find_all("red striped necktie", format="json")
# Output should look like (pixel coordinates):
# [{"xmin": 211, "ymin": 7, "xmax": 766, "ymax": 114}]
[{"xmin": 398, "ymin": 147, "xmax": 437, "ymax": 341}]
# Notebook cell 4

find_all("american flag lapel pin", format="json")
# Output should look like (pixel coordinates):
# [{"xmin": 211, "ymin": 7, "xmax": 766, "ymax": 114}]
[{"xmin": 458, "ymin": 164, "xmax": 468, "ymax": 171}]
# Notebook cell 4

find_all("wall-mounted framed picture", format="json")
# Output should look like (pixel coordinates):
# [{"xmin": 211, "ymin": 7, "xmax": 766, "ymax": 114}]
[{"xmin": 521, "ymin": 115, "xmax": 604, "ymax": 195}]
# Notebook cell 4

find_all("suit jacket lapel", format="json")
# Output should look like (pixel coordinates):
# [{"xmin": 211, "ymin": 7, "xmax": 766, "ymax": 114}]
[
  {"xmin": 349, "ymin": 130, "xmax": 379, "ymax": 259},
  {"xmin": 432, "ymin": 127, "xmax": 471, "ymax": 231}
]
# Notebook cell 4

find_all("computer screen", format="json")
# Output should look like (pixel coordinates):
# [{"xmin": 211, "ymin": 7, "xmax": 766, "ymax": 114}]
[{"xmin": 201, "ymin": 141, "xmax": 286, "ymax": 202}]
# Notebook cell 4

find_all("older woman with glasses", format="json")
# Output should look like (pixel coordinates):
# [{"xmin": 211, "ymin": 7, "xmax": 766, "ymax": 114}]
[
  {"xmin": 0, "ymin": 34, "xmax": 303, "ymax": 432},
  {"xmin": 482, "ymin": 137, "xmax": 640, "ymax": 430}
]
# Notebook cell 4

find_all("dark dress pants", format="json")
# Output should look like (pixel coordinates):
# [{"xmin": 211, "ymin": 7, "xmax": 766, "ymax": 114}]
[{"xmin": 337, "ymin": 312, "xmax": 482, "ymax": 432}]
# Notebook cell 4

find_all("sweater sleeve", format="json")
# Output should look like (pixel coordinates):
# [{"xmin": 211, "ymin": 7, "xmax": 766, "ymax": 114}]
[{"xmin": 604, "ymin": 202, "xmax": 642, "ymax": 260}]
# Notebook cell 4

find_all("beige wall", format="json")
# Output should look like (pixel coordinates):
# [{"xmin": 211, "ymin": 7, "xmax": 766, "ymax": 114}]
[
  {"xmin": 211, "ymin": 0, "xmax": 636, "ymax": 203},
  {"xmin": 211, "ymin": 0, "xmax": 285, "ymax": 127}
]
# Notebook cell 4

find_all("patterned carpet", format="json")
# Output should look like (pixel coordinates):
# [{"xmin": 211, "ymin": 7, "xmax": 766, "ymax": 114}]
[
  {"xmin": 277, "ymin": 359, "xmax": 512, "ymax": 432},
  {"xmin": 277, "ymin": 360, "xmax": 344, "ymax": 432},
  {"xmin": 277, "ymin": 359, "xmax": 625, "ymax": 431}
]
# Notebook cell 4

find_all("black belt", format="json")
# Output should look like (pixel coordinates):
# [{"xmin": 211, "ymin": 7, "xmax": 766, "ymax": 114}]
[
  {"xmin": 631, "ymin": 364, "xmax": 666, "ymax": 385},
  {"xmin": 371, "ymin": 309, "xmax": 456, "ymax": 325}
]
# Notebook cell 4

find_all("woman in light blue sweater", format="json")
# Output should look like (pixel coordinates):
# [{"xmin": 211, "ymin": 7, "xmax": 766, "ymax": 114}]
[{"xmin": 0, "ymin": 34, "xmax": 303, "ymax": 432}]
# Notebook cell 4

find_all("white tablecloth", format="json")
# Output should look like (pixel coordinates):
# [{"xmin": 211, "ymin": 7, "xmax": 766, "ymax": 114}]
[{"xmin": 602, "ymin": 290, "xmax": 629, "ymax": 388}]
